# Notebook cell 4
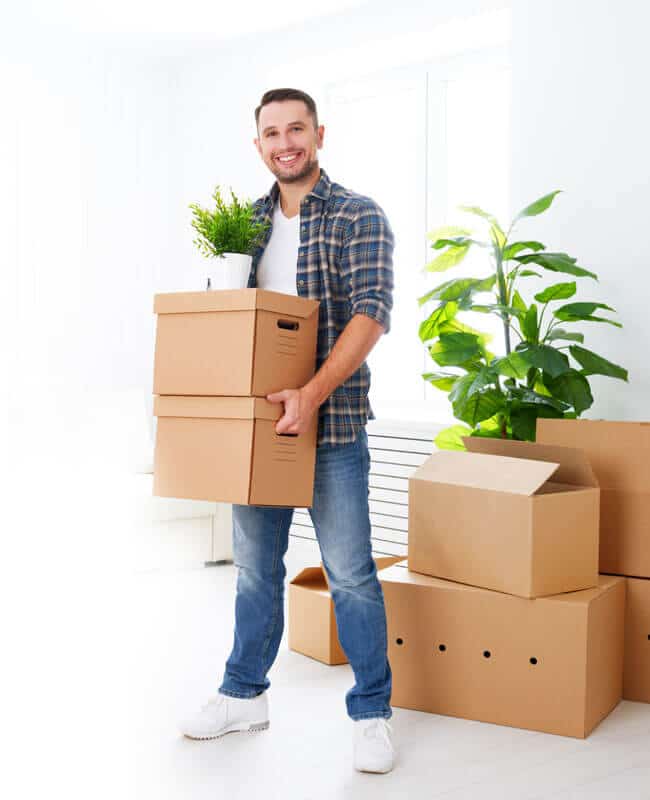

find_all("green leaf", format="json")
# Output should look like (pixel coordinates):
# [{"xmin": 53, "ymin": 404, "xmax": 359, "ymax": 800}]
[
  {"xmin": 450, "ymin": 366, "xmax": 498, "ymax": 402},
  {"xmin": 545, "ymin": 328, "xmax": 585, "ymax": 343},
  {"xmin": 509, "ymin": 386, "xmax": 571, "ymax": 411},
  {"xmin": 510, "ymin": 407, "xmax": 538, "ymax": 441},
  {"xmin": 458, "ymin": 205, "xmax": 506, "ymax": 248},
  {"xmin": 492, "ymin": 351, "xmax": 530, "ymax": 380},
  {"xmin": 418, "ymin": 302, "xmax": 458, "ymax": 341},
  {"xmin": 434, "ymin": 424, "xmax": 473, "ymax": 451},
  {"xmin": 512, "ymin": 290, "xmax": 527, "ymax": 314},
  {"xmin": 430, "ymin": 236, "xmax": 476, "ymax": 250},
  {"xmin": 437, "ymin": 318, "xmax": 493, "ymax": 346},
  {"xmin": 422, "ymin": 372, "xmax": 459, "ymax": 391},
  {"xmin": 426, "ymin": 225, "xmax": 472, "ymax": 243},
  {"xmin": 419, "ymin": 276, "xmax": 496, "ymax": 307},
  {"xmin": 521, "ymin": 304, "xmax": 539, "ymax": 342},
  {"xmin": 569, "ymin": 345, "xmax": 629, "ymax": 381},
  {"xmin": 514, "ymin": 252, "xmax": 597, "ymax": 280},
  {"xmin": 534, "ymin": 282, "xmax": 577, "ymax": 303},
  {"xmin": 543, "ymin": 369, "xmax": 594, "ymax": 415},
  {"xmin": 470, "ymin": 303, "xmax": 526, "ymax": 319},
  {"xmin": 516, "ymin": 343, "xmax": 571, "ymax": 377},
  {"xmin": 503, "ymin": 241, "xmax": 545, "ymax": 260},
  {"xmin": 429, "ymin": 332, "xmax": 483, "ymax": 367},
  {"xmin": 513, "ymin": 190, "xmax": 562, "ymax": 223},
  {"xmin": 454, "ymin": 388, "xmax": 504, "ymax": 427},
  {"xmin": 554, "ymin": 302, "xmax": 622, "ymax": 327},
  {"xmin": 517, "ymin": 269, "xmax": 543, "ymax": 278},
  {"xmin": 425, "ymin": 244, "xmax": 471, "ymax": 273},
  {"xmin": 473, "ymin": 414, "xmax": 504, "ymax": 436}
]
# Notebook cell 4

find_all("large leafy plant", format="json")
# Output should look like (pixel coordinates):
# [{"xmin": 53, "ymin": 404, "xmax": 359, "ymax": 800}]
[
  {"xmin": 419, "ymin": 191, "xmax": 628, "ymax": 449},
  {"xmin": 189, "ymin": 185, "xmax": 269, "ymax": 258}
]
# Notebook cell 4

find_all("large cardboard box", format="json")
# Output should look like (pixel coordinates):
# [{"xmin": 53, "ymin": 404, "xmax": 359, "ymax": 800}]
[
  {"xmin": 622, "ymin": 577, "xmax": 650, "ymax": 703},
  {"xmin": 537, "ymin": 419, "xmax": 650, "ymax": 578},
  {"xmin": 153, "ymin": 289, "xmax": 320, "ymax": 397},
  {"xmin": 153, "ymin": 395, "xmax": 317, "ymax": 507},
  {"xmin": 408, "ymin": 437, "xmax": 600, "ymax": 598},
  {"xmin": 379, "ymin": 564, "xmax": 625, "ymax": 738},
  {"xmin": 289, "ymin": 556, "xmax": 404, "ymax": 665}
]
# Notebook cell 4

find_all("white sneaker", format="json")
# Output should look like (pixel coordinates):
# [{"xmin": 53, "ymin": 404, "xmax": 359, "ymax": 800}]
[
  {"xmin": 179, "ymin": 692, "xmax": 270, "ymax": 740},
  {"xmin": 353, "ymin": 717, "xmax": 395, "ymax": 773}
]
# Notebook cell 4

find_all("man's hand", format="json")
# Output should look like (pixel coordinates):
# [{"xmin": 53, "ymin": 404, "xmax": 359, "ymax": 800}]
[{"xmin": 266, "ymin": 386, "xmax": 320, "ymax": 435}]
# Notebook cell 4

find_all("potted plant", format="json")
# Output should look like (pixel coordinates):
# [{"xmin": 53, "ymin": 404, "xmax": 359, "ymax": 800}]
[
  {"xmin": 419, "ymin": 190, "xmax": 629, "ymax": 450},
  {"xmin": 189, "ymin": 185, "xmax": 270, "ymax": 290}
]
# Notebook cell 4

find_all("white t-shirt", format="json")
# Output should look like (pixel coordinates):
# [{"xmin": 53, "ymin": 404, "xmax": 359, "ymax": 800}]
[{"xmin": 256, "ymin": 199, "xmax": 300, "ymax": 295}]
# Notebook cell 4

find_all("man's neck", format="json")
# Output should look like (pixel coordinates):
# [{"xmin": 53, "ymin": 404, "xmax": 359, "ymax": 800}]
[{"xmin": 277, "ymin": 165, "xmax": 321, "ymax": 218}]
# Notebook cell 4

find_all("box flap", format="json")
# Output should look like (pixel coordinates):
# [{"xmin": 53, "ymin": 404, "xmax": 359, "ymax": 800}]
[
  {"xmin": 153, "ymin": 395, "xmax": 282, "ymax": 421},
  {"xmin": 412, "ymin": 450, "xmax": 559, "ymax": 496},
  {"xmin": 255, "ymin": 289, "xmax": 320, "ymax": 319},
  {"xmin": 290, "ymin": 566, "xmax": 328, "ymax": 589},
  {"xmin": 153, "ymin": 288, "xmax": 319, "ymax": 319},
  {"xmin": 464, "ymin": 437, "xmax": 598, "ymax": 488}
]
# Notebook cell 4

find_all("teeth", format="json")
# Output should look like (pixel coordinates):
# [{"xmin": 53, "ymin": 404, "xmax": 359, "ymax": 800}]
[{"xmin": 278, "ymin": 153, "xmax": 299, "ymax": 162}]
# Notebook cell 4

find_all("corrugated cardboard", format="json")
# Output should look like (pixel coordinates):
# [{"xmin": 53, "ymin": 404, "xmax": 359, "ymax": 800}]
[
  {"xmin": 622, "ymin": 577, "xmax": 650, "ymax": 703},
  {"xmin": 537, "ymin": 419, "xmax": 650, "ymax": 578},
  {"xmin": 153, "ymin": 289, "xmax": 319, "ymax": 397},
  {"xmin": 289, "ymin": 556, "xmax": 404, "ymax": 665},
  {"xmin": 379, "ymin": 564, "xmax": 625, "ymax": 738},
  {"xmin": 407, "ymin": 437, "xmax": 600, "ymax": 598},
  {"xmin": 153, "ymin": 395, "xmax": 317, "ymax": 507}
]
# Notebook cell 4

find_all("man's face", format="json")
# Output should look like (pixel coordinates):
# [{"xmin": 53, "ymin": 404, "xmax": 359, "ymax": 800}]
[{"xmin": 254, "ymin": 99, "xmax": 324, "ymax": 184}]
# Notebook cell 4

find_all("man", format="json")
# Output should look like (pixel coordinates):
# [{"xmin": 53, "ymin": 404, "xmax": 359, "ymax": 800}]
[{"xmin": 180, "ymin": 88, "xmax": 396, "ymax": 774}]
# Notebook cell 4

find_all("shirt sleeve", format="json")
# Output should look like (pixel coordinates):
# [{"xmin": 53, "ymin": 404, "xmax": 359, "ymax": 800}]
[{"xmin": 341, "ymin": 200, "xmax": 395, "ymax": 334}]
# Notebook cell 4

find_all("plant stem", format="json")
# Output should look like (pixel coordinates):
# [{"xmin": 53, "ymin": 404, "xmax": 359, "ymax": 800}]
[{"xmin": 494, "ymin": 242, "xmax": 512, "ymax": 355}]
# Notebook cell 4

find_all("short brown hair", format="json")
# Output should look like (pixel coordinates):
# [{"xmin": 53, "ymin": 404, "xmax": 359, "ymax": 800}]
[{"xmin": 255, "ymin": 88, "xmax": 319, "ymax": 132}]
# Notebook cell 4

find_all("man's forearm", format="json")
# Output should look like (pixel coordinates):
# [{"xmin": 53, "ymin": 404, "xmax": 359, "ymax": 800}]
[{"xmin": 302, "ymin": 313, "xmax": 386, "ymax": 409}]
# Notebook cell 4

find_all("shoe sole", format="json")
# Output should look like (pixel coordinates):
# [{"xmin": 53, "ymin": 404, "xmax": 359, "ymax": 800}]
[{"xmin": 183, "ymin": 720, "xmax": 270, "ymax": 740}]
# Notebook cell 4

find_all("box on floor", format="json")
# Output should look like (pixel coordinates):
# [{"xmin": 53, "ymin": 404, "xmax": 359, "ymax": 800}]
[
  {"xmin": 289, "ymin": 556, "xmax": 404, "ymax": 665},
  {"xmin": 379, "ymin": 563, "xmax": 625, "ymax": 738},
  {"xmin": 153, "ymin": 396, "xmax": 317, "ymax": 507},
  {"xmin": 408, "ymin": 437, "xmax": 600, "ymax": 598},
  {"xmin": 621, "ymin": 576, "xmax": 650, "ymax": 703},
  {"xmin": 537, "ymin": 419, "xmax": 650, "ymax": 578},
  {"xmin": 153, "ymin": 288, "xmax": 319, "ymax": 397}
]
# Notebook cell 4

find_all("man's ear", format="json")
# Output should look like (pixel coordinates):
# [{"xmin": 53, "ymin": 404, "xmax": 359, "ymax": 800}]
[
  {"xmin": 317, "ymin": 125, "xmax": 325, "ymax": 149},
  {"xmin": 253, "ymin": 137, "xmax": 262, "ymax": 155}
]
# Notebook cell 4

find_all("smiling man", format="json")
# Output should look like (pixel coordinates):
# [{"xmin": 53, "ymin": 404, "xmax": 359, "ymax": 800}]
[{"xmin": 180, "ymin": 88, "xmax": 396, "ymax": 774}]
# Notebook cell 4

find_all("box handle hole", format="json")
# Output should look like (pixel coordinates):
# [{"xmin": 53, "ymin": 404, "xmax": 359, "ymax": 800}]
[
  {"xmin": 530, "ymin": 657, "xmax": 538, "ymax": 665},
  {"xmin": 277, "ymin": 319, "xmax": 299, "ymax": 331},
  {"xmin": 438, "ymin": 644, "xmax": 446, "ymax": 652},
  {"xmin": 483, "ymin": 650, "xmax": 491, "ymax": 659},
  {"xmin": 396, "ymin": 638, "xmax": 404, "ymax": 646}
]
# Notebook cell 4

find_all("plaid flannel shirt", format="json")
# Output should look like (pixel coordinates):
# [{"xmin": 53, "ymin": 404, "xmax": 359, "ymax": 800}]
[{"xmin": 248, "ymin": 167, "xmax": 394, "ymax": 446}]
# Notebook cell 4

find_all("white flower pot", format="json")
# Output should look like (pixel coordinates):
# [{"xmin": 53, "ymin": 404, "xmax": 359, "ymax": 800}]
[{"xmin": 205, "ymin": 253, "xmax": 252, "ymax": 290}]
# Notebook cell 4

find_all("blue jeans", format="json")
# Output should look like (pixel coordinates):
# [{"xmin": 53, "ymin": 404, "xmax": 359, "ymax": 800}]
[{"xmin": 218, "ymin": 426, "xmax": 392, "ymax": 721}]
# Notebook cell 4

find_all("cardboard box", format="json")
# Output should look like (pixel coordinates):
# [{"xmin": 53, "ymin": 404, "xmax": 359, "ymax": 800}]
[
  {"xmin": 289, "ymin": 556, "xmax": 404, "ymax": 665},
  {"xmin": 153, "ymin": 395, "xmax": 317, "ymax": 507},
  {"xmin": 379, "ymin": 563, "xmax": 625, "ymax": 738},
  {"xmin": 622, "ymin": 577, "xmax": 650, "ymax": 703},
  {"xmin": 537, "ymin": 419, "xmax": 650, "ymax": 578},
  {"xmin": 153, "ymin": 289, "xmax": 319, "ymax": 397},
  {"xmin": 408, "ymin": 437, "xmax": 600, "ymax": 598}
]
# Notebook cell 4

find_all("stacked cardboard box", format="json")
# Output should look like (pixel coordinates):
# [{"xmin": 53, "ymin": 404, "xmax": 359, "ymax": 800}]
[
  {"xmin": 379, "ymin": 437, "xmax": 626, "ymax": 738},
  {"xmin": 152, "ymin": 289, "xmax": 320, "ymax": 507},
  {"xmin": 537, "ymin": 420, "xmax": 650, "ymax": 704}
]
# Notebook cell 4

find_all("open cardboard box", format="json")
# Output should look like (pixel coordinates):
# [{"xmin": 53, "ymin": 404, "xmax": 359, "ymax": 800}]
[
  {"xmin": 379, "ymin": 562, "xmax": 625, "ymax": 738},
  {"xmin": 537, "ymin": 419, "xmax": 650, "ymax": 578},
  {"xmin": 153, "ymin": 395, "xmax": 317, "ymax": 507},
  {"xmin": 289, "ymin": 556, "xmax": 404, "ymax": 665},
  {"xmin": 622, "ymin": 577, "xmax": 650, "ymax": 703},
  {"xmin": 153, "ymin": 289, "xmax": 319, "ymax": 397},
  {"xmin": 408, "ymin": 437, "xmax": 600, "ymax": 598}
]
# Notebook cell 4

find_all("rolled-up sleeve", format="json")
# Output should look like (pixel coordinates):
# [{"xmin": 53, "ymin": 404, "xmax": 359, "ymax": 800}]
[{"xmin": 341, "ymin": 201, "xmax": 395, "ymax": 334}]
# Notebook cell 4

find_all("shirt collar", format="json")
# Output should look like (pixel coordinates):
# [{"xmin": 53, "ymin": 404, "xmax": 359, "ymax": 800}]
[{"xmin": 262, "ymin": 166, "xmax": 331, "ymax": 208}]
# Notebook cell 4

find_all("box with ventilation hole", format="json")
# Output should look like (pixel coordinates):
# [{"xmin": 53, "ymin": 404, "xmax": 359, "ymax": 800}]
[
  {"xmin": 153, "ymin": 288, "xmax": 320, "ymax": 397},
  {"xmin": 408, "ymin": 437, "xmax": 600, "ymax": 599},
  {"xmin": 153, "ymin": 396, "xmax": 317, "ymax": 507},
  {"xmin": 379, "ymin": 563, "xmax": 625, "ymax": 738}
]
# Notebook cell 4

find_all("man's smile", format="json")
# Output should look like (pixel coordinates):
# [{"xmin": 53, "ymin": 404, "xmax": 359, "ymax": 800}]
[{"xmin": 275, "ymin": 151, "xmax": 303, "ymax": 166}]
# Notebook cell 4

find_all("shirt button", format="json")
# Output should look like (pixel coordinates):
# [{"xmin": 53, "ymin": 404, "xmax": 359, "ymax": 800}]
[{"xmin": 299, "ymin": 280, "xmax": 305, "ymax": 286}]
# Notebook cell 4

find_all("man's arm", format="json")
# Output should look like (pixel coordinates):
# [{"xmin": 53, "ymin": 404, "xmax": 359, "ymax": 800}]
[
  {"xmin": 268, "ymin": 313, "xmax": 385, "ymax": 435},
  {"xmin": 268, "ymin": 199, "xmax": 394, "ymax": 435}
]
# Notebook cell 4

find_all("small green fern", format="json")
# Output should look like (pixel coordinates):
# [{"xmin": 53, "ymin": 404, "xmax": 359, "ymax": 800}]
[{"xmin": 189, "ymin": 186, "xmax": 270, "ymax": 258}]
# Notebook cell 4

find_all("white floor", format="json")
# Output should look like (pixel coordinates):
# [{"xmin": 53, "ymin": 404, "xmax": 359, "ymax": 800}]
[{"xmin": 129, "ymin": 535, "xmax": 650, "ymax": 800}]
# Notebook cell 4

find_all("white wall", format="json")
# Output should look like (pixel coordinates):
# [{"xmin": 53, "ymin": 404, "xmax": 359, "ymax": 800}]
[{"xmin": 510, "ymin": 0, "xmax": 650, "ymax": 419}]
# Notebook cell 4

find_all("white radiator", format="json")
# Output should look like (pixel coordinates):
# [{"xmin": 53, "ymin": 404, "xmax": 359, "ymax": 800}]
[{"xmin": 289, "ymin": 419, "xmax": 441, "ymax": 557}]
